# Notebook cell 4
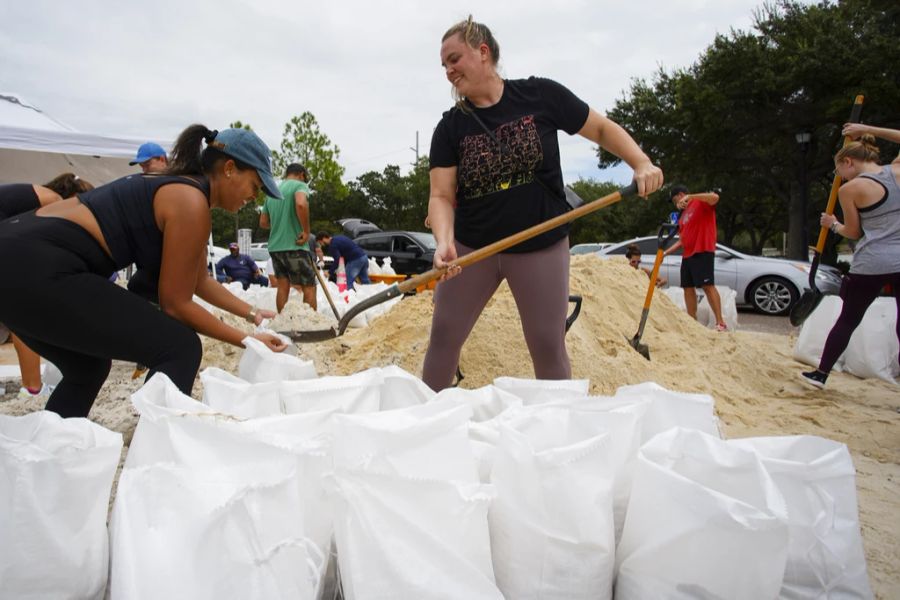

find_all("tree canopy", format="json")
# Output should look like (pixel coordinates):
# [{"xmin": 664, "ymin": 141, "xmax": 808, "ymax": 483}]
[{"xmin": 599, "ymin": 0, "xmax": 899, "ymax": 257}]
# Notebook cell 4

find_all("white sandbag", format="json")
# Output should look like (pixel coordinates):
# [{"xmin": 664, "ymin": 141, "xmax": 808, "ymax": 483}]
[
  {"xmin": 729, "ymin": 436, "xmax": 873, "ymax": 599},
  {"xmin": 663, "ymin": 286, "xmax": 712, "ymax": 324},
  {"xmin": 200, "ymin": 367, "xmax": 281, "ymax": 417},
  {"xmin": 614, "ymin": 381, "xmax": 721, "ymax": 442},
  {"xmin": 436, "ymin": 384, "xmax": 523, "ymax": 422},
  {"xmin": 0, "ymin": 411, "xmax": 122, "ymax": 600},
  {"xmin": 332, "ymin": 400, "xmax": 477, "ymax": 482},
  {"xmin": 327, "ymin": 469, "xmax": 502, "ymax": 600},
  {"xmin": 704, "ymin": 285, "xmax": 739, "ymax": 330},
  {"xmin": 368, "ymin": 257, "xmax": 382, "ymax": 275},
  {"xmin": 279, "ymin": 369, "xmax": 383, "ymax": 414},
  {"xmin": 794, "ymin": 296, "xmax": 846, "ymax": 371},
  {"xmin": 843, "ymin": 297, "xmax": 899, "ymax": 383},
  {"xmin": 120, "ymin": 376, "xmax": 335, "ymax": 597},
  {"xmin": 380, "ymin": 256, "xmax": 396, "ymax": 275},
  {"xmin": 378, "ymin": 365, "xmax": 435, "ymax": 409},
  {"xmin": 337, "ymin": 291, "xmax": 369, "ymax": 329},
  {"xmin": 109, "ymin": 460, "xmax": 324, "ymax": 600},
  {"xmin": 238, "ymin": 336, "xmax": 317, "ymax": 383},
  {"xmin": 663, "ymin": 287, "xmax": 737, "ymax": 329},
  {"xmin": 616, "ymin": 428, "xmax": 789, "ymax": 600},
  {"xmin": 511, "ymin": 399, "xmax": 646, "ymax": 540},
  {"xmin": 42, "ymin": 360, "xmax": 63, "ymax": 389},
  {"xmin": 492, "ymin": 376, "xmax": 590, "ymax": 405},
  {"xmin": 125, "ymin": 373, "xmax": 218, "ymax": 468},
  {"xmin": 489, "ymin": 421, "xmax": 616, "ymax": 600}
]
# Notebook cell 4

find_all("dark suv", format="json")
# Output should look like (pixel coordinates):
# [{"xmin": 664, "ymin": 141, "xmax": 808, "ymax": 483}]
[
  {"xmin": 354, "ymin": 231, "xmax": 436, "ymax": 276},
  {"xmin": 336, "ymin": 218, "xmax": 381, "ymax": 239}
]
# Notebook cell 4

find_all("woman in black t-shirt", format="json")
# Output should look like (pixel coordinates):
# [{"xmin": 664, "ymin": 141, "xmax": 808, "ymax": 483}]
[{"xmin": 423, "ymin": 16, "xmax": 664, "ymax": 391}]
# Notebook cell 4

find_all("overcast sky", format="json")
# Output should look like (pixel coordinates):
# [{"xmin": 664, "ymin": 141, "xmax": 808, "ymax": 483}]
[{"xmin": 0, "ymin": 0, "xmax": 792, "ymax": 185}]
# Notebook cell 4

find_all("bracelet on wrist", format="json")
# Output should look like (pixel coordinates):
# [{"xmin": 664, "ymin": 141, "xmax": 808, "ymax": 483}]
[
  {"xmin": 830, "ymin": 222, "xmax": 840, "ymax": 233},
  {"xmin": 245, "ymin": 307, "xmax": 258, "ymax": 324}
]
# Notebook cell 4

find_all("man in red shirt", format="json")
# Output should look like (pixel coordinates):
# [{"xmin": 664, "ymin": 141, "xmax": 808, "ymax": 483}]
[{"xmin": 663, "ymin": 185, "xmax": 727, "ymax": 331}]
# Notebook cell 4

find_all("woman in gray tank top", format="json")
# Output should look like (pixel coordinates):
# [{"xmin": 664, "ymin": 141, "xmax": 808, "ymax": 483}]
[{"xmin": 801, "ymin": 126, "xmax": 900, "ymax": 388}]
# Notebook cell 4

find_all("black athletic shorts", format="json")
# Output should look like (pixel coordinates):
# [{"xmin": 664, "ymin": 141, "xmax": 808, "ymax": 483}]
[{"xmin": 681, "ymin": 251, "xmax": 715, "ymax": 288}]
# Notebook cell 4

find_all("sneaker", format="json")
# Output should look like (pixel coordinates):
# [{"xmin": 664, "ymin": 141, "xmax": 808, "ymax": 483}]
[
  {"xmin": 715, "ymin": 323, "xmax": 729, "ymax": 332},
  {"xmin": 18, "ymin": 384, "xmax": 51, "ymax": 402},
  {"xmin": 800, "ymin": 370, "xmax": 828, "ymax": 389}
]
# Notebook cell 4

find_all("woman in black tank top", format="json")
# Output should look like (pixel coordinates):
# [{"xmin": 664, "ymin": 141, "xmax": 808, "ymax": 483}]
[
  {"xmin": 0, "ymin": 174, "xmax": 94, "ymax": 401},
  {"xmin": 0, "ymin": 126, "xmax": 288, "ymax": 418}
]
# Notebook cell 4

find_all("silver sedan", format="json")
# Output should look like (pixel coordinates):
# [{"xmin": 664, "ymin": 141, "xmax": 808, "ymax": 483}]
[{"xmin": 595, "ymin": 236, "xmax": 843, "ymax": 315}]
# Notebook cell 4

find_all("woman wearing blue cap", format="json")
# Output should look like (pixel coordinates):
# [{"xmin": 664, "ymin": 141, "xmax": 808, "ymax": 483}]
[{"xmin": 0, "ymin": 124, "xmax": 288, "ymax": 418}]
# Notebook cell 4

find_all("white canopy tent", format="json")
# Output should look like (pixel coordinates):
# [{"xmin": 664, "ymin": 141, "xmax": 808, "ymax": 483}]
[{"xmin": 0, "ymin": 93, "xmax": 171, "ymax": 186}]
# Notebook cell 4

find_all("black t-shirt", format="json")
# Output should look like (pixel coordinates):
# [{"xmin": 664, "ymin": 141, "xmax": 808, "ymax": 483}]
[{"xmin": 429, "ymin": 77, "xmax": 589, "ymax": 252}]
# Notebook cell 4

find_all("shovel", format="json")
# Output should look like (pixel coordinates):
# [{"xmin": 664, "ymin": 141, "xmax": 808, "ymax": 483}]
[
  {"xmin": 789, "ymin": 94, "xmax": 864, "ymax": 327},
  {"xmin": 308, "ymin": 252, "xmax": 342, "ymax": 322},
  {"xmin": 280, "ymin": 181, "xmax": 639, "ymax": 342},
  {"xmin": 627, "ymin": 223, "xmax": 678, "ymax": 360}
]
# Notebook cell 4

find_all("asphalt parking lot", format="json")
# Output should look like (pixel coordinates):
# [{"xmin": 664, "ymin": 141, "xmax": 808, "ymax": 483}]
[{"xmin": 736, "ymin": 309, "xmax": 794, "ymax": 335}]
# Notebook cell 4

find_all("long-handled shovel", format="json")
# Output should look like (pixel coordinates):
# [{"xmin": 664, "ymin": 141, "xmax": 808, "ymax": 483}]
[
  {"xmin": 627, "ymin": 223, "xmax": 678, "ymax": 360},
  {"xmin": 308, "ymin": 252, "xmax": 342, "ymax": 322},
  {"xmin": 280, "ymin": 181, "xmax": 640, "ymax": 342},
  {"xmin": 789, "ymin": 94, "xmax": 864, "ymax": 327}
]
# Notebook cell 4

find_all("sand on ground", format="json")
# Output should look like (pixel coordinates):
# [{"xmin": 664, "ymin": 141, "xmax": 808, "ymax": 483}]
[{"xmin": 1, "ymin": 255, "xmax": 897, "ymax": 598}]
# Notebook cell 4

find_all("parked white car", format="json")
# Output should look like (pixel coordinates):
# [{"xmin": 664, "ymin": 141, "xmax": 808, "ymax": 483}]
[
  {"xmin": 570, "ymin": 243, "xmax": 612, "ymax": 255},
  {"xmin": 596, "ymin": 236, "xmax": 843, "ymax": 315}
]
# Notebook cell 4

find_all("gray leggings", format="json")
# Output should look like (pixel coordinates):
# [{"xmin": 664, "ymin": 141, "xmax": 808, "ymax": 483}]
[{"xmin": 422, "ymin": 236, "xmax": 571, "ymax": 391}]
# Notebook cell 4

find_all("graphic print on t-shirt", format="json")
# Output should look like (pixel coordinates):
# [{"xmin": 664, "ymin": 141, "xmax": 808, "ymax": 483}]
[{"xmin": 458, "ymin": 115, "xmax": 543, "ymax": 199}]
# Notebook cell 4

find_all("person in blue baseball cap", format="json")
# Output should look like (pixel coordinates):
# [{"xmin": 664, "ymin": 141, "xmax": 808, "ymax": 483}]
[
  {"xmin": 129, "ymin": 142, "xmax": 169, "ymax": 173},
  {"xmin": 0, "ymin": 123, "xmax": 288, "ymax": 419}
]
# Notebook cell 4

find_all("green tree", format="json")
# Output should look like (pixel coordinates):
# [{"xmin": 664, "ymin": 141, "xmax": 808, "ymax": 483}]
[
  {"xmin": 568, "ymin": 179, "xmax": 670, "ymax": 245},
  {"xmin": 271, "ymin": 113, "xmax": 348, "ymax": 200},
  {"xmin": 342, "ymin": 157, "xmax": 430, "ymax": 231},
  {"xmin": 599, "ymin": 0, "xmax": 900, "ymax": 258}
]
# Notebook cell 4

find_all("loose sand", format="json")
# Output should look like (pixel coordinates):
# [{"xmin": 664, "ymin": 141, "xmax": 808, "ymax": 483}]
[{"xmin": 1, "ymin": 255, "xmax": 897, "ymax": 597}]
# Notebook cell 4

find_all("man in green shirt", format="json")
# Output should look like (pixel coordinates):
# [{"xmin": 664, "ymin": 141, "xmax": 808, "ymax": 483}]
[{"xmin": 259, "ymin": 163, "xmax": 317, "ymax": 312}]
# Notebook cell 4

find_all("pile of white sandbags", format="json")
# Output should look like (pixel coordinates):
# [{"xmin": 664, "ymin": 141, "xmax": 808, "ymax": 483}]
[
  {"xmin": 0, "ymin": 337, "xmax": 875, "ymax": 598},
  {"xmin": 794, "ymin": 296, "xmax": 899, "ymax": 382}
]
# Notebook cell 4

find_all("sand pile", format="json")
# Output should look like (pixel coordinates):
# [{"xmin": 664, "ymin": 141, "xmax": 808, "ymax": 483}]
[{"xmin": 0, "ymin": 255, "xmax": 896, "ymax": 597}]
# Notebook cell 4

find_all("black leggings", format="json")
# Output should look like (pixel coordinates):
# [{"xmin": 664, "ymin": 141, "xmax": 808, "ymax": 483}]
[
  {"xmin": 0, "ymin": 213, "xmax": 201, "ymax": 418},
  {"xmin": 818, "ymin": 271, "xmax": 900, "ymax": 374}
]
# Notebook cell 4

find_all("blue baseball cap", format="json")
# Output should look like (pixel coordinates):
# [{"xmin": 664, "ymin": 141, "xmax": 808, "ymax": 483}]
[
  {"xmin": 129, "ymin": 142, "xmax": 167, "ymax": 165},
  {"xmin": 208, "ymin": 129, "xmax": 282, "ymax": 199}
]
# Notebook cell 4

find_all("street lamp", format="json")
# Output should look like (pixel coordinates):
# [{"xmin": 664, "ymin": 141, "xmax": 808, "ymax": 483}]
[{"xmin": 795, "ymin": 131, "xmax": 812, "ymax": 261}]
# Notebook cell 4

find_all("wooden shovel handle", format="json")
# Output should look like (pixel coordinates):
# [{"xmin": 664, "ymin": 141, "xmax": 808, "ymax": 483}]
[
  {"xmin": 398, "ymin": 181, "xmax": 639, "ymax": 294},
  {"xmin": 814, "ymin": 94, "xmax": 864, "ymax": 253}
]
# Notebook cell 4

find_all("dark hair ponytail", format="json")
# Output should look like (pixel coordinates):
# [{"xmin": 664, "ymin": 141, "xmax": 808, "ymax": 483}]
[
  {"xmin": 44, "ymin": 172, "xmax": 94, "ymax": 197},
  {"xmin": 165, "ymin": 123, "xmax": 254, "ymax": 176},
  {"xmin": 164, "ymin": 124, "xmax": 212, "ymax": 176}
]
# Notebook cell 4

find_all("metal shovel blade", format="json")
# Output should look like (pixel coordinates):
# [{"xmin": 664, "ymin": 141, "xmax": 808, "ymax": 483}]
[
  {"xmin": 626, "ymin": 334, "xmax": 650, "ymax": 361},
  {"xmin": 278, "ymin": 327, "xmax": 339, "ymax": 343},
  {"xmin": 789, "ymin": 288, "xmax": 823, "ymax": 327}
]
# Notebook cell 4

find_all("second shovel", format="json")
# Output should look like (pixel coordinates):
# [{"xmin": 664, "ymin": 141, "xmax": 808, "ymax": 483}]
[{"xmin": 628, "ymin": 223, "xmax": 678, "ymax": 360}]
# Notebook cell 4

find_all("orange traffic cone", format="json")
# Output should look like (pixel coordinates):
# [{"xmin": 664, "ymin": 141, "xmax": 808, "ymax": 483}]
[{"xmin": 336, "ymin": 256, "xmax": 347, "ymax": 293}]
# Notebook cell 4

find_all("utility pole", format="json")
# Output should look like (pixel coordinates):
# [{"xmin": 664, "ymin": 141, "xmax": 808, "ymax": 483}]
[{"xmin": 410, "ymin": 131, "xmax": 419, "ymax": 166}]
